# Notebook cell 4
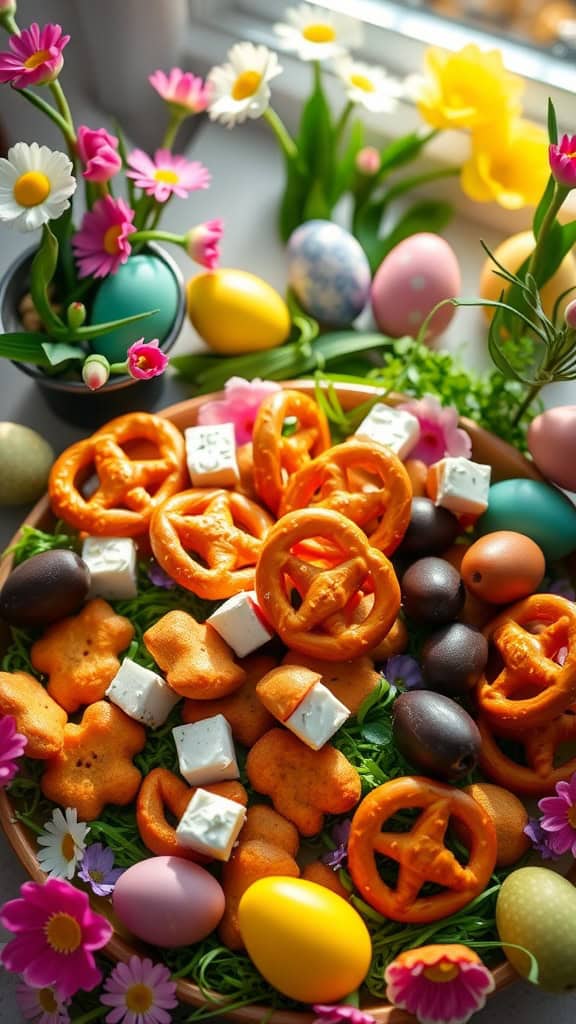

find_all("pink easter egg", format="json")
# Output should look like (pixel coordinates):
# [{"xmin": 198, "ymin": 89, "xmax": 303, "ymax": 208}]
[
  {"xmin": 371, "ymin": 233, "xmax": 461, "ymax": 340},
  {"xmin": 528, "ymin": 406, "xmax": 576, "ymax": 492}
]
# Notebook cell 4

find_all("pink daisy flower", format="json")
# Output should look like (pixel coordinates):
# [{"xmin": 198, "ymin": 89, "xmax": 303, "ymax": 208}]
[
  {"xmin": 16, "ymin": 980, "xmax": 70, "ymax": 1024},
  {"xmin": 0, "ymin": 877, "xmax": 113, "ymax": 999},
  {"xmin": 77, "ymin": 126, "xmax": 122, "ymax": 184},
  {"xmin": 100, "ymin": 955, "xmax": 178, "ymax": 1024},
  {"xmin": 398, "ymin": 394, "xmax": 472, "ymax": 465},
  {"xmin": 126, "ymin": 148, "xmax": 210, "ymax": 203},
  {"xmin": 149, "ymin": 68, "xmax": 211, "ymax": 115},
  {"xmin": 186, "ymin": 219, "xmax": 223, "ymax": 269},
  {"xmin": 0, "ymin": 714, "xmax": 27, "ymax": 786},
  {"xmin": 538, "ymin": 771, "xmax": 576, "ymax": 857},
  {"xmin": 313, "ymin": 1005, "xmax": 376, "ymax": 1024},
  {"xmin": 197, "ymin": 376, "xmax": 282, "ymax": 446},
  {"xmin": 72, "ymin": 195, "xmax": 136, "ymax": 279},
  {"xmin": 385, "ymin": 944, "xmax": 494, "ymax": 1024},
  {"xmin": 126, "ymin": 339, "xmax": 168, "ymax": 381},
  {"xmin": 0, "ymin": 23, "xmax": 70, "ymax": 88}
]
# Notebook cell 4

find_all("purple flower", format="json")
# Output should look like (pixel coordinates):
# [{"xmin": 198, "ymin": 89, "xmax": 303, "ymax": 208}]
[
  {"xmin": 147, "ymin": 561, "xmax": 176, "ymax": 589},
  {"xmin": 78, "ymin": 843, "xmax": 123, "ymax": 897},
  {"xmin": 384, "ymin": 654, "xmax": 423, "ymax": 691},
  {"xmin": 322, "ymin": 818, "xmax": 351, "ymax": 869},
  {"xmin": 538, "ymin": 772, "xmax": 576, "ymax": 857},
  {"xmin": 313, "ymin": 1006, "xmax": 376, "ymax": 1024},
  {"xmin": 523, "ymin": 817, "xmax": 559, "ymax": 861},
  {"xmin": 543, "ymin": 577, "xmax": 576, "ymax": 602}
]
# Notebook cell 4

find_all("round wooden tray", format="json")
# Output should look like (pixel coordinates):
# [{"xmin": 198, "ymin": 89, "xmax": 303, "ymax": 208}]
[{"xmin": 0, "ymin": 382, "xmax": 560, "ymax": 1022}]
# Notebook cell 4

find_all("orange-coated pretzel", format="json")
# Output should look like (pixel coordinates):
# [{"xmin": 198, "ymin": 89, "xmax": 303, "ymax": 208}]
[
  {"xmin": 252, "ymin": 389, "xmax": 331, "ymax": 514},
  {"xmin": 279, "ymin": 440, "xmax": 412, "ymax": 555},
  {"xmin": 255, "ymin": 507, "xmax": 400, "ymax": 660},
  {"xmin": 49, "ymin": 412, "xmax": 187, "ymax": 536},
  {"xmin": 478, "ymin": 711, "xmax": 576, "ymax": 795},
  {"xmin": 150, "ymin": 489, "xmax": 273, "ymax": 599},
  {"xmin": 476, "ymin": 593, "xmax": 576, "ymax": 734},
  {"xmin": 347, "ymin": 776, "xmax": 497, "ymax": 924}
]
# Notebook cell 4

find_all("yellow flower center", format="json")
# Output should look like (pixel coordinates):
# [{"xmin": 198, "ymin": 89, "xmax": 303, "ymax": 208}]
[
  {"xmin": 38, "ymin": 988, "xmax": 59, "ymax": 1013},
  {"xmin": 137, "ymin": 355, "xmax": 150, "ymax": 369},
  {"xmin": 350, "ymin": 72, "xmax": 375, "ymax": 93},
  {"xmin": 89, "ymin": 868, "xmax": 104, "ymax": 882},
  {"xmin": 44, "ymin": 912, "xmax": 82, "ymax": 955},
  {"xmin": 302, "ymin": 23, "xmax": 336, "ymax": 43},
  {"xmin": 232, "ymin": 70, "xmax": 262, "ymax": 100},
  {"xmin": 13, "ymin": 171, "xmax": 50, "ymax": 208},
  {"xmin": 154, "ymin": 168, "xmax": 179, "ymax": 184},
  {"xmin": 103, "ymin": 224, "xmax": 123, "ymax": 255},
  {"xmin": 125, "ymin": 983, "xmax": 154, "ymax": 1013},
  {"xmin": 61, "ymin": 832, "xmax": 76, "ymax": 862},
  {"xmin": 24, "ymin": 48, "xmax": 51, "ymax": 69},
  {"xmin": 568, "ymin": 805, "xmax": 576, "ymax": 828},
  {"xmin": 423, "ymin": 962, "xmax": 460, "ymax": 983}
]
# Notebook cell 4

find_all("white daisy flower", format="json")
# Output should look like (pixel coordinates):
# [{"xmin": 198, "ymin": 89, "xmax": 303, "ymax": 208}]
[
  {"xmin": 274, "ymin": 3, "xmax": 363, "ymax": 62},
  {"xmin": 0, "ymin": 141, "xmax": 76, "ymax": 232},
  {"xmin": 334, "ymin": 57, "xmax": 402, "ymax": 113},
  {"xmin": 36, "ymin": 807, "xmax": 90, "ymax": 879},
  {"xmin": 207, "ymin": 42, "xmax": 283, "ymax": 128}
]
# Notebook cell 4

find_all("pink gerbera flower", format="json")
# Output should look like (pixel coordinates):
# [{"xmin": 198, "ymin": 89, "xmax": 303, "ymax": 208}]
[
  {"xmin": 197, "ymin": 376, "xmax": 282, "ymax": 445},
  {"xmin": 100, "ymin": 955, "xmax": 178, "ymax": 1024},
  {"xmin": 398, "ymin": 394, "xmax": 472, "ymax": 465},
  {"xmin": 126, "ymin": 148, "xmax": 210, "ymax": 203},
  {"xmin": 186, "ymin": 219, "xmax": 223, "ymax": 269},
  {"xmin": 313, "ymin": 1005, "xmax": 376, "ymax": 1024},
  {"xmin": 549, "ymin": 134, "xmax": 576, "ymax": 189},
  {"xmin": 0, "ymin": 714, "xmax": 27, "ymax": 786},
  {"xmin": 126, "ymin": 339, "xmax": 168, "ymax": 380},
  {"xmin": 16, "ymin": 980, "xmax": 70, "ymax": 1024},
  {"xmin": 538, "ymin": 771, "xmax": 576, "ymax": 857},
  {"xmin": 77, "ymin": 126, "xmax": 122, "ymax": 183},
  {"xmin": 0, "ymin": 23, "xmax": 69, "ymax": 88},
  {"xmin": 0, "ymin": 877, "xmax": 113, "ymax": 999},
  {"xmin": 72, "ymin": 195, "xmax": 136, "ymax": 279},
  {"xmin": 385, "ymin": 944, "xmax": 494, "ymax": 1024},
  {"xmin": 149, "ymin": 68, "xmax": 211, "ymax": 115}
]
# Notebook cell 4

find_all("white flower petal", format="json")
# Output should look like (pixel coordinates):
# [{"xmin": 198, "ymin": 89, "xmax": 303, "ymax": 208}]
[{"xmin": 0, "ymin": 142, "xmax": 77, "ymax": 232}]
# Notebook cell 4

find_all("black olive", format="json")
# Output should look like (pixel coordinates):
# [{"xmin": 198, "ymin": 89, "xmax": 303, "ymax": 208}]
[
  {"xmin": 401, "ymin": 556, "xmax": 465, "ymax": 625},
  {"xmin": 421, "ymin": 622, "xmax": 489, "ymax": 696},
  {"xmin": 0, "ymin": 550, "xmax": 90, "ymax": 628},
  {"xmin": 392, "ymin": 690, "xmax": 481, "ymax": 781},
  {"xmin": 397, "ymin": 498, "xmax": 459, "ymax": 557}
]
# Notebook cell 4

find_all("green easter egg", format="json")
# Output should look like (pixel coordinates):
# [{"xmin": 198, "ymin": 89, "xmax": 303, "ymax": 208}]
[
  {"xmin": 90, "ymin": 255, "xmax": 180, "ymax": 363},
  {"xmin": 477, "ymin": 478, "xmax": 576, "ymax": 561},
  {"xmin": 0, "ymin": 423, "xmax": 54, "ymax": 506}
]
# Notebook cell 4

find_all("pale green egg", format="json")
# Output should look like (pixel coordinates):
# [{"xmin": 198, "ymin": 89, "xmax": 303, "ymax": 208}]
[
  {"xmin": 477, "ymin": 479, "xmax": 576, "ymax": 561},
  {"xmin": 0, "ymin": 423, "xmax": 54, "ymax": 505}
]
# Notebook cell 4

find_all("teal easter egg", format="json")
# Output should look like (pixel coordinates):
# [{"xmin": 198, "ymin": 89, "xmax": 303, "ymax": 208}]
[
  {"xmin": 90, "ymin": 255, "xmax": 180, "ymax": 362},
  {"xmin": 477, "ymin": 479, "xmax": 576, "ymax": 561}
]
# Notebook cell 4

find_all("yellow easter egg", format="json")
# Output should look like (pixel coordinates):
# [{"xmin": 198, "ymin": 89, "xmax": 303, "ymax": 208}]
[
  {"xmin": 238, "ymin": 876, "xmax": 372, "ymax": 1003},
  {"xmin": 186, "ymin": 269, "xmax": 291, "ymax": 355},
  {"xmin": 479, "ymin": 231, "xmax": 575, "ymax": 323}
]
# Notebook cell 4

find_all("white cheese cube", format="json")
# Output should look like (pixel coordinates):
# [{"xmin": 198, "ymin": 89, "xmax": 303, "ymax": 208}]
[
  {"xmin": 433, "ymin": 457, "xmax": 491, "ymax": 516},
  {"xmin": 176, "ymin": 787, "xmax": 246, "ymax": 861},
  {"xmin": 106, "ymin": 658, "xmax": 180, "ymax": 728},
  {"xmin": 172, "ymin": 715, "xmax": 239, "ymax": 787},
  {"xmin": 82, "ymin": 537, "xmax": 138, "ymax": 600},
  {"xmin": 185, "ymin": 423, "xmax": 239, "ymax": 488},
  {"xmin": 206, "ymin": 591, "xmax": 273, "ymax": 658},
  {"xmin": 284, "ymin": 681, "xmax": 350, "ymax": 750},
  {"xmin": 355, "ymin": 404, "xmax": 420, "ymax": 460}
]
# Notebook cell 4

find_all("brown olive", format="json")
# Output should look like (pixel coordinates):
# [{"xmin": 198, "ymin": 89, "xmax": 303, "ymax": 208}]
[
  {"xmin": 0, "ymin": 550, "xmax": 90, "ymax": 628},
  {"xmin": 392, "ymin": 690, "xmax": 481, "ymax": 781},
  {"xmin": 397, "ymin": 498, "xmax": 460, "ymax": 557},
  {"xmin": 421, "ymin": 622, "xmax": 489, "ymax": 696},
  {"xmin": 401, "ymin": 556, "xmax": 465, "ymax": 625}
]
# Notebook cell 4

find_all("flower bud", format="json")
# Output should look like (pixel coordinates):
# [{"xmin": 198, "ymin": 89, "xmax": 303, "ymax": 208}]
[
  {"xmin": 66, "ymin": 302, "xmax": 86, "ymax": 330},
  {"xmin": 82, "ymin": 353, "xmax": 110, "ymax": 391},
  {"xmin": 355, "ymin": 146, "xmax": 381, "ymax": 176},
  {"xmin": 565, "ymin": 299, "xmax": 576, "ymax": 329},
  {"xmin": 185, "ymin": 219, "xmax": 223, "ymax": 270},
  {"xmin": 0, "ymin": 0, "xmax": 17, "ymax": 15},
  {"xmin": 549, "ymin": 135, "xmax": 576, "ymax": 189}
]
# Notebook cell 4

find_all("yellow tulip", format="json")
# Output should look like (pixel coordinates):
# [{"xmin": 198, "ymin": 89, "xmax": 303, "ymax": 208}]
[
  {"xmin": 415, "ymin": 44, "xmax": 524, "ymax": 131},
  {"xmin": 461, "ymin": 119, "xmax": 549, "ymax": 210}
]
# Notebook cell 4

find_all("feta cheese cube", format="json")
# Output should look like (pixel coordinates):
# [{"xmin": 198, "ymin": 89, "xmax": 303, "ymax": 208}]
[
  {"xmin": 355, "ymin": 404, "xmax": 420, "ymax": 460},
  {"xmin": 185, "ymin": 423, "xmax": 239, "ymax": 488},
  {"xmin": 106, "ymin": 658, "xmax": 180, "ymax": 728},
  {"xmin": 284, "ymin": 681, "xmax": 350, "ymax": 750},
  {"xmin": 172, "ymin": 715, "xmax": 239, "ymax": 787},
  {"xmin": 176, "ymin": 787, "xmax": 246, "ymax": 861},
  {"xmin": 206, "ymin": 591, "xmax": 273, "ymax": 658},
  {"xmin": 432, "ymin": 457, "xmax": 491, "ymax": 516},
  {"xmin": 82, "ymin": 537, "xmax": 137, "ymax": 600}
]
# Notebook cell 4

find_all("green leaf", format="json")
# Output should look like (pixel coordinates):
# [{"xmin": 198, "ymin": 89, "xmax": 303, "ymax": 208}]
[
  {"xmin": 303, "ymin": 177, "xmax": 331, "ymax": 221},
  {"xmin": 297, "ymin": 76, "xmax": 333, "ymax": 188},
  {"xmin": 547, "ymin": 98, "xmax": 558, "ymax": 145},
  {"xmin": 378, "ymin": 129, "xmax": 436, "ymax": 177},
  {"xmin": 30, "ymin": 225, "xmax": 65, "ymax": 335},
  {"xmin": 360, "ymin": 720, "xmax": 392, "ymax": 745},
  {"xmin": 50, "ymin": 205, "xmax": 76, "ymax": 291},
  {"xmin": 41, "ymin": 341, "xmax": 84, "ymax": 365},
  {"xmin": 0, "ymin": 332, "xmax": 52, "ymax": 366},
  {"xmin": 278, "ymin": 156, "xmax": 309, "ymax": 242},
  {"xmin": 353, "ymin": 197, "xmax": 386, "ymax": 269},
  {"xmin": 331, "ymin": 119, "xmax": 364, "ymax": 204},
  {"xmin": 74, "ymin": 308, "xmax": 160, "ymax": 340},
  {"xmin": 533, "ymin": 175, "xmax": 555, "ymax": 238},
  {"xmin": 369, "ymin": 199, "xmax": 453, "ymax": 271}
]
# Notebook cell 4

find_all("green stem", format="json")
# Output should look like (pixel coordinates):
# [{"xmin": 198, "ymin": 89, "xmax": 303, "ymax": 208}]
[
  {"xmin": 512, "ymin": 380, "xmax": 544, "ymax": 426},
  {"xmin": 527, "ymin": 182, "xmax": 569, "ymax": 281},
  {"xmin": 70, "ymin": 1007, "xmax": 107, "ymax": 1024},
  {"xmin": 313, "ymin": 59, "xmax": 322, "ymax": 94},
  {"xmin": 334, "ymin": 99, "xmax": 353, "ymax": 145},
  {"xmin": 1, "ymin": 11, "xmax": 19, "ymax": 35},
  {"xmin": 49, "ymin": 80, "xmax": 76, "ymax": 137},
  {"xmin": 262, "ymin": 107, "xmax": 298, "ymax": 161},
  {"xmin": 162, "ymin": 110, "xmax": 184, "ymax": 150},
  {"xmin": 131, "ymin": 229, "xmax": 185, "ymax": 246},
  {"xmin": 18, "ymin": 87, "xmax": 75, "ymax": 145}
]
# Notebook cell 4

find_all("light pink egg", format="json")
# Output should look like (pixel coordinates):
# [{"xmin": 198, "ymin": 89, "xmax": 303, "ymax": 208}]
[
  {"xmin": 371, "ymin": 233, "xmax": 461, "ymax": 340},
  {"xmin": 528, "ymin": 406, "xmax": 576, "ymax": 492},
  {"xmin": 113, "ymin": 855, "xmax": 225, "ymax": 948}
]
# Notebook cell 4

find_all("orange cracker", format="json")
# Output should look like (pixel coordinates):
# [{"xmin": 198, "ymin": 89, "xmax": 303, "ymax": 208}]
[
  {"xmin": 41, "ymin": 701, "xmax": 146, "ymax": 820},
  {"xmin": 181, "ymin": 653, "xmax": 277, "ymax": 746},
  {"xmin": 143, "ymin": 610, "xmax": 245, "ymax": 699},
  {"xmin": 302, "ymin": 861, "xmax": 350, "ymax": 900},
  {"xmin": 30, "ymin": 598, "xmax": 134, "ymax": 713},
  {"xmin": 256, "ymin": 665, "xmax": 320, "ymax": 722},
  {"xmin": 246, "ymin": 728, "xmax": 361, "ymax": 836},
  {"xmin": 282, "ymin": 651, "xmax": 380, "ymax": 714},
  {"xmin": 0, "ymin": 670, "xmax": 67, "ymax": 759}
]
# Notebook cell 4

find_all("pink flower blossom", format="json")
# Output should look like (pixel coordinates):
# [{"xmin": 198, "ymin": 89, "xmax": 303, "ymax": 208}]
[
  {"xmin": 149, "ymin": 68, "xmax": 211, "ymax": 115},
  {"xmin": 313, "ymin": 1006, "xmax": 375, "ymax": 1024},
  {"xmin": 77, "ymin": 126, "xmax": 121, "ymax": 183},
  {"xmin": 0, "ymin": 877, "xmax": 113, "ymax": 999},
  {"xmin": 538, "ymin": 771, "xmax": 576, "ymax": 857},
  {"xmin": 127, "ymin": 339, "xmax": 168, "ymax": 380},
  {"xmin": 0, "ymin": 714, "xmax": 27, "ymax": 786},
  {"xmin": 82, "ymin": 354, "xmax": 110, "ymax": 391},
  {"xmin": 16, "ymin": 979, "xmax": 70, "ymax": 1024},
  {"xmin": 72, "ymin": 195, "xmax": 136, "ymax": 279},
  {"xmin": 186, "ymin": 219, "xmax": 223, "ymax": 269},
  {"xmin": 355, "ymin": 146, "xmax": 381, "ymax": 175},
  {"xmin": 549, "ymin": 134, "xmax": 576, "ymax": 189},
  {"xmin": 565, "ymin": 298, "xmax": 576, "ymax": 329},
  {"xmin": 100, "ymin": 955, "xmax": 178, "ymax": 1024},
  {"xmin": 126, "ymin": 148, "xmax": 211, "ymax": 203},
  {"xmin": 398, "ymin": 394, "xmax": 472, "ymax": 465},
  {"xmin": 197, "ymin": 376, "xmax": 282, "ymax": 445},
  {"xmin": 0, "ymin": 23, "xmax": 69, "ymax": 88},
  {"xmin": 385, "ymin": 944, "xmax": 494, "ymax": 1024}
]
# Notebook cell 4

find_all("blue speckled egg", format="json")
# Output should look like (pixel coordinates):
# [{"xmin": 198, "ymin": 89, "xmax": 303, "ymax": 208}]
[
  {"xmin": 287, "ymin": 220, "xmax": 371, "ymax": 327},
  {"xmin": 90, "ymin": 255, "xmax": 180, "ymax": 362},
  {"xmin": 477, "ymin": 479, "xmax": 576, "ymax": 561}
]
